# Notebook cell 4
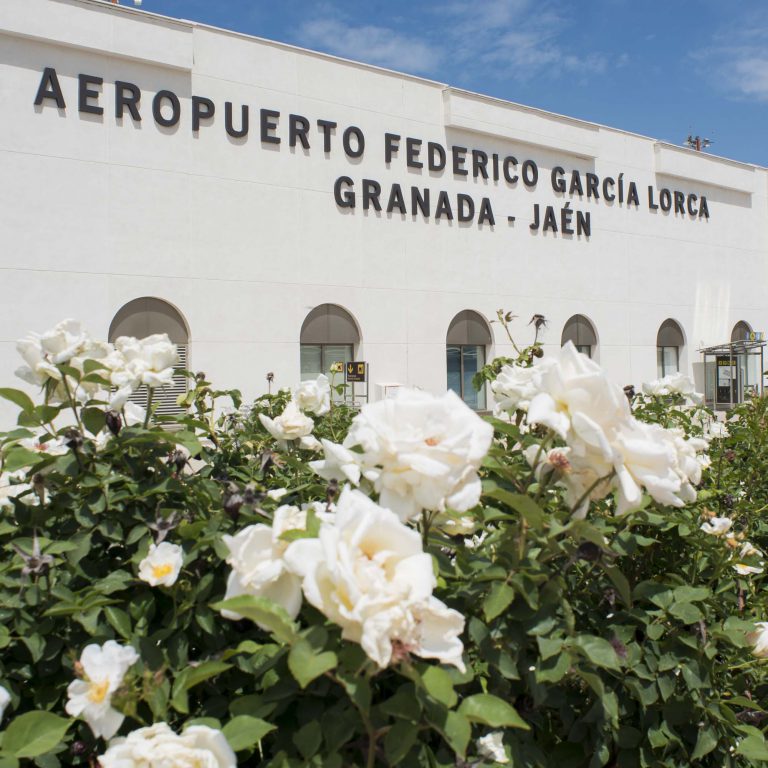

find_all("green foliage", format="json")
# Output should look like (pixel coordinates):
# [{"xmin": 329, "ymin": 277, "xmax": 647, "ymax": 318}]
[{"xmin": 0, "ymin": 356, "xmax": 766, "ymax": 767}]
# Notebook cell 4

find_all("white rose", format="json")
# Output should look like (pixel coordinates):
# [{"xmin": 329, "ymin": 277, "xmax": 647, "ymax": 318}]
[
  {"xmin": 258, "ymin": 401, "xmax": 314, "ymax": 445},
  {"xmin": 98, "ymin": 722, "xmax": 236, "ymax": 768},
  {"xmin": 642, "ymin": 373, "xmax": 703, "ymax": 403},
  {"xmin": 310, "ymin": 439, "xmax": 362, "ymax": 485},
  {"xmin": 112, "ymin": 334, "xmax": 178, "ymax": 390},
  {"xmin": 284, "ymin": 487, "xmax": 465, "ymax": 670},
  {"xmin": 338, "ymin": 388, "xmax": 493, "ymax": 521},
  {"xmin": 477, "ymin": 730, "xmax": 509, "ymax": 763},
  {"xmin": 15, "ymin": 319, "xmax": 90, "ymax": 386},
  {"xmin": 295, "ymin": 375, "xmax": 331, "ymax": 416},
  {"xmin": 221, "ymin": 505, "xmax": 307, "ymax": 623},
  {"xmin": 747, "ymin": 622, "xmax": 768, "ymax": 658},
  {"xmin": 138, "ymin": 542, "xmax": 184, "ymax": 587},
  {"xmin": 491, "ymin": 359, "xmax": 553, "ymax": 415},
  {"xmin": 699, "ymin": 516, "xmax": 733, "ymax": 536},
  {"xmin": 527, "ymin": 343, "xmax": 630, "ymax": 442},
  {"xmin": 0, "ymin": 686, "xmax": 11, "ymax": 722},
  {"xmin": 18, "ymin": 435, "xmax": 69, "ymax": 458},
  {"xmin": 734, "ymin": 563, "xmax": 764, "ymax": 576},
  {"xmin": 65, "ymin": 641, "xmax": 139, "ymax": 739}
]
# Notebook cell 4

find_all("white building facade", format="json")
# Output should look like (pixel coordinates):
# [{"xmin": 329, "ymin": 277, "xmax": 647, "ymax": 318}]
[{"xmin": 1, "ymin": 0, "xmax": 767, "ymax": 419}]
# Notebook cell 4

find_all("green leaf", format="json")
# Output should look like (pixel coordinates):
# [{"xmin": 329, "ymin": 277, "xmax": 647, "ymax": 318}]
[
  {"xmin": 483, "ymin": 483, "xmax": 545, "ymax": 528},
  {"xmin": 0, "ymin": 388, "xmax": 34, "ymax": 414},
  {"xmin": 172, "ymin": 661, "xmax": 232, "ymax": 714},
  {"xmin": 602, "ymin": 565, "xmax": 632, "ymax": 608},
  {"xmin": 571, "ymin": 635, "xmax": 622, "ymax": 671},
  {"xmin": 735, "ymin": 736, "xmax": 768, "ymax": 761},
  {"xmin": 384, "ymin": 720, "xmax": 419, "ymax": 765},
  {"xmin": 484, "ymin": 582, "xmax": 515, "ymax": 622},
  {"xmin": 458, "ymin": 694, "xmax": 529, "ymax": 730},
  {"xmin": 441, "ymin": 711, "xmax": 471, "ymax": 758},
  {"xmin": 0, "ymin": 757, "xmax": 20, "ymax": 768},
  {"xmin": 287, "ymin": 640, "xmax": 337, "ymax": 689},
  {"xmin": 3, "ymin": 446, "xmax": 41, "ymax": 472},
  {"xmin": 3, "ymin": 712, "xmax": 71, "ymax": 758},
  {"xmin": 212, "ymin": 595, "xmax": 298, "ymax": 645},
  {"xmin": 81, "ymin": 407, "xmax": 106, "ymax": 437},
  {"xmin": 421, "ymin": 666, "xmax": 457, "ymax": 708},
  {"xmin": 104, "ymin": 606, "xmax": 132, "ymax": 640},
  {"xmin": 294, "ymin": 721, "xmax": 322, "ymax": 760},
  {"xmin": 669, "ymin": 602, "xmax": 703, "ymax": 624},
  {"xmin": 221, "ymin": 715, "xmax": 275, "ymax": 751},
  {"xmin": 691, "ymin": 728, "xmax": 718, "ymax": 761}
]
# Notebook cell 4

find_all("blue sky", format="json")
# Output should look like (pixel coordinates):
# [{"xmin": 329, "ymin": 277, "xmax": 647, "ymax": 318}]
[{"xmin": 133, "ymin": 0, "xmax": 768, "ymax": 166}]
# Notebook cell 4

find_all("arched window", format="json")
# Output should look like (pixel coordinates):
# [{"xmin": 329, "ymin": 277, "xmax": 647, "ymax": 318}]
[
  {"xmin": 446, "ymin": 310, "xmax": 491, "ymax": 410},
  {"xmin": 561, "ymin": 315, "xmax": 597, "ymax": 359},
  {"xmin": 656, "ymin": 319, "xmax": 684, "ymax": 377},
  {"xmin": 732, "ymin": 321, "xmax": 752, "ymax": 342},
  {"xmin": 300, "ymin": 304, "xmax": 360, "ymax": 381},
  {"xmin": 109, "ymin": 297, "xmax": 189, "ymax": 417}
]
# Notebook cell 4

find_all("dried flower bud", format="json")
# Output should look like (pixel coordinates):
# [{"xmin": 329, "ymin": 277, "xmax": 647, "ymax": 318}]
[
  {"xmin": 576, "ymin": 541, "xmax": 601, "ymax": 562},
  {"xmin": 105, "ymin": 410, "xmax": 123, "ymax": 436},
  {"xmin": 70, "ymin": 741, "xmax": 87, "ymax": 757},
  {"xmin": 64, "ymin": 428, "xmax": 83, "ymax": 451},
  {"xmin": 623, "ymin": 384, "xmax": 635, "ymax": 402},
  {"xmin": 528, "ymin": 314, "xmax": 547, "ymax": 330},
  {"xmin": 171, "ymin": 449, "xmax": 187, "ymax": 473},
  {"xmin": 532, "ymin": 347, "xmax": 544, "ymax": 358},
  {"xmin": 266, "ymin": 372, "xmax": 275, "ymax": 382}
]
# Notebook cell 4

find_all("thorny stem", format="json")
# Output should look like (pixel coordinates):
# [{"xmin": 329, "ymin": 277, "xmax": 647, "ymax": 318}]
[
  {"xmin": 497, "ymin": 310, "xmax": 522, "ymax": 356},
  {"xmin": 143, "ymin": 387, "xmax": 154, "ymax": 428},
  {"xmin": 61, "ymin": 376, "xmax": 84, "ymax": 433}
]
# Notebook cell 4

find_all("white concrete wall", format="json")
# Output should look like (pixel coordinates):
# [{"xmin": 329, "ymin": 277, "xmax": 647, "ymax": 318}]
[{"xmin": 0, "ymin": 0, "xmax": 766, "ymax": 423}]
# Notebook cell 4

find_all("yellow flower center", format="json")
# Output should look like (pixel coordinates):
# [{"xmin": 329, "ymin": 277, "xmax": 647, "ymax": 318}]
[
  {"xmin": 152, "ymin": 563, "xmax": 173, "ymax": 580},
  {"xmin": 88, "ymin": 679, "xmax": 110, "ymax": 704}
]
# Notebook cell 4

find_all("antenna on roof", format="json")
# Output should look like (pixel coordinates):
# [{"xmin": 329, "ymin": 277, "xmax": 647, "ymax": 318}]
[{"xmin": 684, "ymin": 135, "xmax": 712, "ymax": 152}]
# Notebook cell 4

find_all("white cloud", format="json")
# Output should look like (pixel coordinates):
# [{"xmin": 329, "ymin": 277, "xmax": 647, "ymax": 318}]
[
  {"xmin": 298, "ymin": 19, "xmax": 442, "ymax": 74},
  {"xmin": 692, "ymin": 9, "xmax": 768, "ymax": 102},
  {"xmin": 296, "ymin": 0, "xmax": 609, "ymax": 85}
]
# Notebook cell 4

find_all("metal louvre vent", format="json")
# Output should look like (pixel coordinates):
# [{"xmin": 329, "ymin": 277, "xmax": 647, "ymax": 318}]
[{"xmin": 128, "ymin": 345, "xmax": 189, "ymax": 418}]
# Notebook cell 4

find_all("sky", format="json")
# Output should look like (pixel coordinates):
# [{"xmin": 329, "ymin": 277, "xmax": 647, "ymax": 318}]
[{"xmin": 129, "ymin": 0, "xmax": 768, "ymax": 167}]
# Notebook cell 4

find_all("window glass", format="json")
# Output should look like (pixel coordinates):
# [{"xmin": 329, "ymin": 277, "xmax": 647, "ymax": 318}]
[
  {"xmin": 446, "ymin": 344, "xmax": 486, "ymax": 410},
  {"xmin": 300, "ymin": 345, "xmax": 323, "ymax": 380},
  {"xmin": 575, "ymin": 344, "xmax": 592, "ymax": 358},
  {"xmin": 447, "ymin": 345, "xmax": 462, "ymax": 400},
  {"xmin": 657, "ymin": 346, "xmax": 679, "ymax": 377}
]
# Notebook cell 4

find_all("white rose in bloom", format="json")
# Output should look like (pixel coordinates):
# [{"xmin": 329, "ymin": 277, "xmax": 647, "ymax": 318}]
[
  {"xmin": 642, "ymin": 372, "xmax": 703, "ymax": 403},
  {"xmin": 98, "ymin": 722, "xmax": 236, "ymax": 768},
  {"xmin": 112, "ymin": 334, "xmax": 178, "ymax": 390},
  {"xmin": 747, "ymin": 622, "xmax": 768, "ymax": 658},
  {"xmin": 734, "ymin": 563, "xmax": 764, "ymax": 576},
  {"xmin": 0, "ymin": 686, "xmax": 11, "ymax": 721},
  {"xmin": 65, "ymin": 640, "xmax": 139, "ymax": 739},
  {"xmin": 741, "ymin": 541, "xmax": 762, "ymax": 558},
  {"xmin": 527, "ymin": 343, "xmax": 630, "ymax": 442},
  {"xmin": 15, "ymin": 319, "xmax": 90, "ymax": 386},
  {"xmin": 477, "ymin": 731, "xmax": 509, "ymax": 763},
  {"xmin": 491, "ymin": 360, "xmax": 553, "ymax": 415},
  {"xmin": 295, "ymin": 374, "xmax": 331, "ymax": 416},
  {"xmin": 259, "ymin": 401, "xmax": 314, "ymax": 445},
  {"xmin": 338, "ymin": 388, "xmax": 493, "ymax": 522},
  {"xmin": 221, "ymin": 505, "xmax": 307, "ymax": 622},
  {"xmin": 18, "ymin": 435, "xmax": 69, "ymax": 457},
  {"xmin": 284, "ymin": 487, "xmax": 465, "ymax": 670},
  {"xmin": 138, "ymin": 542, "xmax": 184, "ymax": 587},
  {"xmin": 700, "ymin": 516, "xmax": 733, "ymax": 536},
  {"xmin": 310, "ymin": 439, "xmax": 362, "ymax": 485}
]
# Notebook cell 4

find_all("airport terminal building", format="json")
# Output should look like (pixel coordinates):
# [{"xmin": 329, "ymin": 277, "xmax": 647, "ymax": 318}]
[{"xmin": 1, "ymin": 0, "xmax": 767, "ymax": 419}]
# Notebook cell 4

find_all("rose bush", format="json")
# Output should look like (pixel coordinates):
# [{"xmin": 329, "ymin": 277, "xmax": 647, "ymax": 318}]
[{"xmin": 0, "ymin": 316, "xmax": 766, "ymax": 767}]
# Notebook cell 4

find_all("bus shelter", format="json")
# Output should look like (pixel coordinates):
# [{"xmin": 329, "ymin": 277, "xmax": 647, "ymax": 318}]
[{"xmin": 699, "ymin": 339, "xmax": 765, "ymax": 409}]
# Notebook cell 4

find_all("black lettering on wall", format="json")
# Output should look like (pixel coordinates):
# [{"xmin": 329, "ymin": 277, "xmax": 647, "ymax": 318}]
[
  {"xmin": 34, "ymin": 67, "xmax": 65, "ymax": 108},
  {"xmin": 152, "ymin": 90, "xmax": 180, "ymax": 127},
  {"xmin": 115, "ymin": 81, "xmax": 141, "ymax": 121},
  {"xmin": 78, "ymin": 74, "xmax": 103, "ymax": 116}
]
